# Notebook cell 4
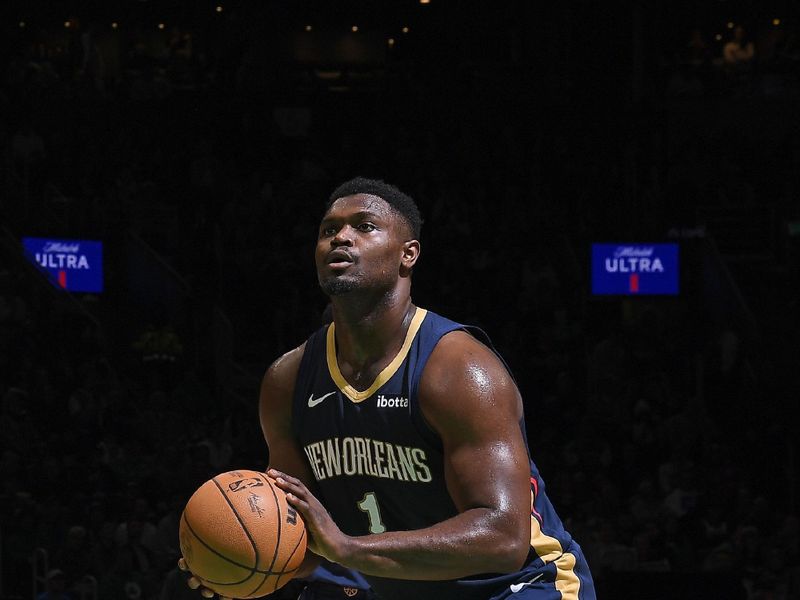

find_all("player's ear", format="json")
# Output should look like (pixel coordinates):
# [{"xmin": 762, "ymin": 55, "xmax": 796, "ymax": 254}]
[{"xmin": 400, "ymin": 240, "xmax": 420, "ymax": 276}]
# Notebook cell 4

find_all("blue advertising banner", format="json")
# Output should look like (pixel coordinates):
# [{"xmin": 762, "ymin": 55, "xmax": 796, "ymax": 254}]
[
  {"xmin": 22, "ymin": 237, "xmax": 104, "ymax": 293},
  {"xmin": 591, "ymin": 243, "xmax": 679, "ymax": 295}
]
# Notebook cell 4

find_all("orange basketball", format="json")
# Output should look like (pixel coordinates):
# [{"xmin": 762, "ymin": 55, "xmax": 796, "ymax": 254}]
[{"xmin": 179, "ymin": 470, "xmax": 306, "ymax": 598}]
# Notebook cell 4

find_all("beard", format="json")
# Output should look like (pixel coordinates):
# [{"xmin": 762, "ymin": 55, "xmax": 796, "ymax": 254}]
[{"xmin": 319, "ymin": 276, "xmax": 359, "ymax": 296}]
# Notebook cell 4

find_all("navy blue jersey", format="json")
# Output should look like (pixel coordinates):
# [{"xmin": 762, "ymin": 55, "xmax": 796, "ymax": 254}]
[
  {"xmin": 292, "ymin": 308, "xmax": 594, "ymax": 600},
  {"xmin": 305, "ymin": 560, "xmax": 370, "ymax": 589},
  {"xmin": 273, "ymin": 561, "xmax": 373, "ymax": 600}
]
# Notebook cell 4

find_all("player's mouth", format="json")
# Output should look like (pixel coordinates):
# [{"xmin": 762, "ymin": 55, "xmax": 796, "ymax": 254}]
[{"xmin": 326, "ymin": 250, "xmax": 354, "ymax": 269}]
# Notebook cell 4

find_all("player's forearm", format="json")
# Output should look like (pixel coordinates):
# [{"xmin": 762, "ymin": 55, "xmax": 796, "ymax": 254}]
[{"xmin": 333, "ymin": 508, "xmax": 529, "ymax": 580}]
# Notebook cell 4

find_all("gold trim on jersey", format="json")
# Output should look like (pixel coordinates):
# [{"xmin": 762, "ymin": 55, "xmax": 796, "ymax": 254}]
[
  {"xmin": 529, "ymin": 491, "xmax": 581, "ymax": 599},
  {"xmin": 326, "ymin": 308, "xmax": 428, "ymax": 403}
]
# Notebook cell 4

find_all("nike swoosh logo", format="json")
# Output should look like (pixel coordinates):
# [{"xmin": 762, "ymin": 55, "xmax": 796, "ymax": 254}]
[
  {"xmin": 510, "ymin": 573, "xmax": 544, "ymax": 593},
  {"xmin": 308, "ymin": 391, "xmax": 336, "ymax": 407}
]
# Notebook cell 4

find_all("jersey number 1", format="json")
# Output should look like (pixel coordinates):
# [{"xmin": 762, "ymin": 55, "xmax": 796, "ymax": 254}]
[{"xmin": 357, "ymin": 491, "xmax": 386, "ymax": 534}]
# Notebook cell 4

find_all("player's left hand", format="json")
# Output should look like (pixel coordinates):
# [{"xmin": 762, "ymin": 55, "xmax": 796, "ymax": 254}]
[
  {"xmin": 178, "ymin": 557, "xmax": 232, "ymax": 600},
  {"xmin": 268, "ymin": 468, "xmax": 352, "ymax": 564}
]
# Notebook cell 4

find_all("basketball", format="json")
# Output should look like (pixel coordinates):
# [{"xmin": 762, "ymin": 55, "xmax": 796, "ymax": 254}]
[{"xmin": 179, "ymin": 469, "xmax": 307, "ymax": 598}]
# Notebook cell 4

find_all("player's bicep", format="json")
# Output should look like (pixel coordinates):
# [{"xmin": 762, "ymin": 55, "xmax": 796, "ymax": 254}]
[
  {"xmin": 442, "ymin": 412, "xmax": 530, "ymax": 516},
  {"xmin": 259, "ymin": 344, "xmax": 317, "ymax": 488},
  {"xmin": 421, "ymin": 333, "xmax": 531, "ymax": 518}
]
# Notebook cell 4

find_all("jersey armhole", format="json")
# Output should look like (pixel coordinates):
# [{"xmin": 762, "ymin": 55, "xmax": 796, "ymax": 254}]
[{"xmin": 408, "ymin": 370, "xmax": 443, "ymax": 451}]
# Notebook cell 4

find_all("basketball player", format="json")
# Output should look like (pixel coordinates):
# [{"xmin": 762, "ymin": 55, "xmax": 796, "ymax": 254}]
[{"xmin": 183, "ymin": 177, "xmax": 595, "ymax": 599}]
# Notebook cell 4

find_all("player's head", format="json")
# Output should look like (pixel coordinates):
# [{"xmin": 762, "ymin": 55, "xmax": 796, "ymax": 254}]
[
  {"xmin": 326, "ymin": 177, "xmax": 422, "ymax": 240},
  {"xmin": 316, "ymin": 177, "xmax": 422, "ymax": 297}
]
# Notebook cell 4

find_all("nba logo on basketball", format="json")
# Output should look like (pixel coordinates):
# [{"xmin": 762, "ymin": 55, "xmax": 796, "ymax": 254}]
[{"xmin": 228, "ymin": 478, "xmax": 263, "ymax": 492}]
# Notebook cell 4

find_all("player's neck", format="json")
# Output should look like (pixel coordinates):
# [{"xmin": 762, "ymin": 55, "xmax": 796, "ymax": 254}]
[{"xmin": 330, "ymin": 293, "xmax": 415, "ymax": 371}]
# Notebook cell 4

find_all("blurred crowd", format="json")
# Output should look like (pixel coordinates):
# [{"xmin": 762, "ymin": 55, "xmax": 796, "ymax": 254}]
[
  {"xmin": 665, "ymin": 21, "xmax": 800, "ymax": 98},
  {"xmin": 2, "ymin": 9, "xmax": 800, "ymax": 600}
]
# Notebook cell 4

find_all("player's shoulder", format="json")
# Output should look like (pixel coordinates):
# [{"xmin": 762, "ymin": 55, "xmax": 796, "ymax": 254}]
[
  {"xmin": 419, "ymin": 327, "xmax": 522, "ymax": 432},
  {"xmin": 422, "ymin": 328, "xmax": 516, "ymax": 401},
  {"xmin": 427, "ymin": 328, "xmax": 504, "ymax": 372},
  {"xmin": 262, "ymin": 342, "xmax": 307, "ymax": 392}
]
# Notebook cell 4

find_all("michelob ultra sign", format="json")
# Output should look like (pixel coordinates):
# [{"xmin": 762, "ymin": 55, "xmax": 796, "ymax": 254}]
[
  {"xmin": 591, "ymin": 243, "xmax": 678, "ymax": 295},
  {"xmin": 22, "ymin": 237, "xmax": 104, "ymax": 293}
]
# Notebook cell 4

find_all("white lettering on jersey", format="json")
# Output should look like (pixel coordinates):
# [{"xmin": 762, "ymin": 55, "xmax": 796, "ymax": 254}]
[
  {"xmin": 376, "ymin": 394, "xmax": 409, "ymax": 408},
  {"xmin": 304, "ymin": 437, "xmax": 433, "ymax": 483}
]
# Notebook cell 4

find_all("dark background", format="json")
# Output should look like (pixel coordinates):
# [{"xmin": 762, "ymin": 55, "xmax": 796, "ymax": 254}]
[{"xmin": 1, "ymin": 1, "xmax": 800, "ymax": 598}]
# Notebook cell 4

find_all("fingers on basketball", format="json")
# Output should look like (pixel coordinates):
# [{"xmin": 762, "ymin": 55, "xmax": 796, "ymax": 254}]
[{"xmin": 179, "ymin": 470, "xmax": 307, "ymax": 598}]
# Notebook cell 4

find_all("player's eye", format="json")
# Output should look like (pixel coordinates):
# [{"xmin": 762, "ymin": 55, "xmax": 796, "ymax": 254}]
[
  {"xmin": 357, "ymin": 223, "xmax": 376, "ymax": 232},
  {"xmin": 320, "ymin": 226, "xmax": 337, "ymax": 237}
]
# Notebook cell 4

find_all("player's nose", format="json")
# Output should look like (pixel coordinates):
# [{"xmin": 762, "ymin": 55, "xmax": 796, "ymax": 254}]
[{"xmin": 331, "ymin": 225, "xmax": 354, "ymax": 246}]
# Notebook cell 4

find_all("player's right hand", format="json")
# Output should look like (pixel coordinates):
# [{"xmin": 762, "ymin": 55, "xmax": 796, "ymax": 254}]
[
  {"xmin": 268, "ymin": 469, "xmax": 351, "ymax": 565},
  {"xmin": 178, "ymin": 557, "xmax": 232, "ymax": 600}
]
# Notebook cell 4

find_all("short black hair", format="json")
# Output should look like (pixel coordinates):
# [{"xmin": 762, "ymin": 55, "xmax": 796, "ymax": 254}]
[{"xmin": 327, "ymin": 176, "xmax": 423, "ymax": 239}]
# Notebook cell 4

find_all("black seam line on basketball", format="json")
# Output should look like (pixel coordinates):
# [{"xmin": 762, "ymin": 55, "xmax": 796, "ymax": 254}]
[
  {"xmin": 279, "ymin": 525, "xmax": 306, "ymax": 574},
  {"xmin": 241, "ymin": 563, "xmax": 302, "ymax": 599},
  {"xmin": 267, "ymin": 527, "xmax": 305, "ymax": 596},
  {"xmin": 180, "ymin": 512, "xmax": 255, "ymax": 585},
  {"xmin": 271, "ymin": 525, "xmax": 307, "ymax": 594},
  {"xmin": 243, "ymin": 473, "xmax": 283, "ymax": 599},
  {"xmin": 255, "ymin": 472, "xmax": 282, "ymax": 574},
  {"xmin": 270, "ymin": 563, "xmax": 303, "ymax": 597},
  {"xmin": 182, "ymin": 511, "xmax": 297, "ymax": 576},
  {"xmin": 211, "ymin": 475, "xmax": 260, "ymax": 570},
  {"xmin": 269, "ymin": 525, "xmax": 306, "ymax": 595},
  {"xmin": 203, "ymin": 567, "xmax": 301, "ymax": 587},
  {"xmin": 245, "ymin": 570, "xmax": 269, "ymax": 598}
]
